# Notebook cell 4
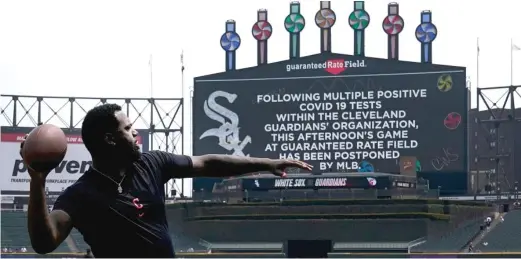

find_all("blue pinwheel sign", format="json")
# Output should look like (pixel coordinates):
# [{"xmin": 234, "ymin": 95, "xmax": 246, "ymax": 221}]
[
  {"xmin": 220, "ymin": 20, "xmax": 241, "ymax": 71},
  {"xmin": 415, "ymin": 11, "xmax": 437, "ymax": 63}
]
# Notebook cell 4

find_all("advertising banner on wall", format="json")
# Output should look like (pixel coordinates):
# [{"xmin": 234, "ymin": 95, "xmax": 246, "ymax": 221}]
[{"xmin": 0, "ymin": 126, "xmax": 149, "ymax": 194}]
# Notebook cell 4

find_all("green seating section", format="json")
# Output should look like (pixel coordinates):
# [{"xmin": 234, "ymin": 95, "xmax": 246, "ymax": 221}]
[
  {"xmin": 69, "ymin": 229, "xmax": 89, "ymax": 251},
  {"xmin": 411, "ymin": 218, "xmax": 482, "ymax": 252},
  {"xmin": 476, "ymin": 210, "xmax": 521, "ymax": 252},
  {"xmin": 1, "ymin": 211, "xmax": 71, "ymax": 252},
  {"xmin": 1, "ymin": 210, "xmax": 209, "ymax": 253}
]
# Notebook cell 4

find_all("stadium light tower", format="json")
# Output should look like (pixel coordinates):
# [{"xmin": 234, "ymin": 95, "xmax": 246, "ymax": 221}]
[{"xmin": 475, "ymin": 85, "xmax": 521, "ymax": 198}]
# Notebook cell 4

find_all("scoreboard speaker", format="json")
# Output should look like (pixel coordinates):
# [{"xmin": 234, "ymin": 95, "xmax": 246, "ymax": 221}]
[{"xmin": 284, "ymin": 240, "xmax": 332, "ymax": 258}]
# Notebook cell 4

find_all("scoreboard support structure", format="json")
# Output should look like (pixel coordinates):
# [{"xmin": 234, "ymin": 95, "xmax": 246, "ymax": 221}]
[
  {"xmin": 0, "ymin": 94, "xmax": 186, "ymax": 198},
  {"xmin": 475, "ymin": 85, "xmax": 521, "ymax": 200}
]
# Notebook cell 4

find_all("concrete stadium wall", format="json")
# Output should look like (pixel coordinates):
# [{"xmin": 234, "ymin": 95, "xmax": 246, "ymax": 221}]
[
  {"xmin": 182, "ymin": 218, "xmax": 428, "ymax": 243},
  {"xmin": 165, "ymin": 200, "xmax": 495, "ymax": 243}
]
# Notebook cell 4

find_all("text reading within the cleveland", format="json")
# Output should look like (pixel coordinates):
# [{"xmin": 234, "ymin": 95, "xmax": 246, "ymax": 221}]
[{"xmin": 276, "ymin": 110, "xmax": 406, "ymax": 122}]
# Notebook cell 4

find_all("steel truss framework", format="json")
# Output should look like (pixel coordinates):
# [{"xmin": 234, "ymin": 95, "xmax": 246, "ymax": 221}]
[
  {"xmin": 475, "ymin": 85, "xmax": 521, "ymax": 198},
  {"xmin": 0, "ymin": 94, "xmax": 185, "ymax": 197}
]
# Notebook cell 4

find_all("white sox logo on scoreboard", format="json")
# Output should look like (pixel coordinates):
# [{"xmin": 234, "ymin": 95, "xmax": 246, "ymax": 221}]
[{"xmin": 199, "ymin": 90, "xmax": 251, "ymax": 157}]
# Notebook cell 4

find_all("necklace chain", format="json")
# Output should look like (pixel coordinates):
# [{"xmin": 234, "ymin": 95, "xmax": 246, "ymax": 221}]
[{"xmin": 92, "ymin": 167, "xmax": 126, "ymax": 193}]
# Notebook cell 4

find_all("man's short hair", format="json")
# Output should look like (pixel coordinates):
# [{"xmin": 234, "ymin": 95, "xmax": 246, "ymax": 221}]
[{"xmin": 81, "ymin": 103, "xmax": 122, "ymax": 154}]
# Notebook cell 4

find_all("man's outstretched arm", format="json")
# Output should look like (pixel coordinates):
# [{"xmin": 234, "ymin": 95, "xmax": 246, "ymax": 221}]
[
  {"xmin": 190, "ymin": 154, "xmax": 312, "ymax": 177},
  {"xmin": 152, "ymin": 151, "xmax": 312, "ymax": 182}
]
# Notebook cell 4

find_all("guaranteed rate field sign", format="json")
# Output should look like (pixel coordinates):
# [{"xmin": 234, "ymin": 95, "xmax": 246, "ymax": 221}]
[{"xmin": 193, "ymin": 53, "xmax": 467, "ymax": 174}]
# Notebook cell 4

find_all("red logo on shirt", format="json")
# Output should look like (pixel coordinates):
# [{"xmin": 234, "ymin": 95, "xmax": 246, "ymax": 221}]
[{"xmin": 133, "ymin": 198, "xmax": 144, "ymax": 218}]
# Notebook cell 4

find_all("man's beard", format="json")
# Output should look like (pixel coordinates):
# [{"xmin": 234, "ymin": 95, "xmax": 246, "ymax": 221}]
[
  {"xmin": 115, "ymin": 144, "xmax": 141, "ymax": 163},
  {"xmin": 130, "ymin": 144, "xmax": 142, "ymax": 161}
]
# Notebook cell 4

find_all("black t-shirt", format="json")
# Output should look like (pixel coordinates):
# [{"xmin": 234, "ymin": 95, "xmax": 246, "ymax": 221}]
[{"xmin": 52, "ymin": 151, "xmax": 193, "ymax": 258}]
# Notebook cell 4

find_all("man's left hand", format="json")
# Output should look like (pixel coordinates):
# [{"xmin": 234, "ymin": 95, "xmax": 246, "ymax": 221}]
[{"xmin": 267, "ymin": 159, "xmax": 313, "ymax": 177}]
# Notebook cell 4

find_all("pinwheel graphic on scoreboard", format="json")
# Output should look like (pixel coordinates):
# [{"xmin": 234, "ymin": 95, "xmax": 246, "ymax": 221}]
[
  {"xmin": 382, "ymin": 2, "xmax": 404, "ymax": 60},
  {"xmin": 349, "ymin": 1, "xmax": 370, "ymax": 56},
  {"xmin": 252, "ymin": 9, "xmax": 272, "ymax": 66},
  {"xmin": 437, "ymin": 74, "xmax": 453, "ymax": 92},
  {"xmin": 285, "ymin": 1, "xmax": 305, "ymax": 59},
  {"xmin": 415, "ymin": 11, "xmax": 437, "ymax": 64},
  {"xmin": 220, "ymin": 20, "xmax": 241, "ymax": 71},
  {"xmin": 315, "ymin": 1, "xmax": 336, "ymax": 53}
]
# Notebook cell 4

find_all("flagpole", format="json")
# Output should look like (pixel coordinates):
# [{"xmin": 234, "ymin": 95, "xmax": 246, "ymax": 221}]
[
  {"xmin": 149, "ymin": 54, "xmax": 154, "ymax": 98},
  {"xmin": 180, "ymin": 50, "xmax": 185, "ymax": 198},
  {"xmin": 181, "ymin": 50, "xmax": 185, "ymax": 101},
  {"xmin": 477, "ymin": 37, "xmax": 480, "ymax": 88},
  {"xmin": 511, "ymin": 38, "xmax": 514, "ymax": 85},
  {"xmin": 475, "ymin": 37, "xmax": 480, "ymax": 195}
]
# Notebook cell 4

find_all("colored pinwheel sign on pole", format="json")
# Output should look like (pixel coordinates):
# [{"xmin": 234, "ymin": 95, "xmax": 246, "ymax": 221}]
[
  {"xmin": 382, "ymin": 2, "xmax": 404, "ymax": 60},
  {"xmin": 415, "ymin": 11, "xmax": 437, "ymax": 64},
  {"xmin": 220, "ymin": 20, "xmax": 241, "ymax": 71},
  {"xmin": 349, "ymin": 1, "xmax": 370, "ymax": 56},
  {"xmin": 315, "ymin": 1, "xmax": 336, "ymax": 53},
  {"xmin": 252, "ymin": 9, "xmax": 272, "ymax": 66},
  {"xmin": 284, "ymin": 1, "xmax": 305, "ymax": 59}
]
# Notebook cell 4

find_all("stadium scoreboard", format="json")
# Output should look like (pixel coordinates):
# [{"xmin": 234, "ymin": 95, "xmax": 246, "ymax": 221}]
[{"xmin": 194, "ymin": 71, "xmax": 466, "ymax": 173}]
